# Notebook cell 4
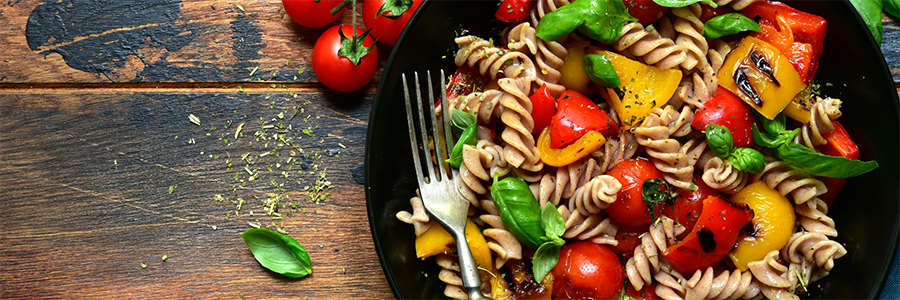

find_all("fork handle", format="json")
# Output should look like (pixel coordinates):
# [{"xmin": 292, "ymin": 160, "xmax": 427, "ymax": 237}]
[{"xmin": 451, "ymin": 230, "xmax": 492, "ymax": 300}]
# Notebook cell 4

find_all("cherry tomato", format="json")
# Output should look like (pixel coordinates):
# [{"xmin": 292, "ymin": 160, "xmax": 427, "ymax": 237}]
[
  {"xmin": 605, "ymin": 158, "xmax": 664, "ymax": 227},
  {"xmin": 549, "ymin": 90, "xmax": 618, "ymax": 148},
  {"xmin": 623, "ymin": 0, "xmax": 668, "ymax": 25},
  {"xmin": 445, "ymin": 66, "xmax": 485, "ymax": 104},
  {"xmin": 609, "ymin": 225, "xmax": 646, "ymax": 259},
  {"xmin": 661, "ymin": 177, "xmax": 718, "ymax": 238},
  {"xmin": 816, "ymin": 121, "xmax": 859, "ymax": 208},
  {"xmin": 698, "ymin": 3, "xmax": 736, "ymax": 23},
  {"xmin": 551, "ymin": 241, "xmax": 624, "ymax": 300},
  {"xmin": 362, "ymin": 0, "xmax": 423, "ymax": 45},
  {"xmin": 495, "ymin": 0, "xmax": 535, "ymax": 23},
  {"xmin": 691, "ymin": 87, "xmax": 756, "ymax": 148},
  {"xmin": 282, "ymin": 0, "xmax": 345, "ymax": 28},
  {"xmin": 626, "ymin": 282, "xmax": 661, "ymax": 300},
  {"xmin": 530, "ymin": 84, "xmax": 557, "ymax": 134},
  {"xmin": 312, "ymin": 25, "xmax": 379, "ymax": 92}
]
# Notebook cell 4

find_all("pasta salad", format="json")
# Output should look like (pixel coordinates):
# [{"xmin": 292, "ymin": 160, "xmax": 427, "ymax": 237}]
[{"xmin": 396, "ymin": 0, "xmax": 879, "ymax": 299}]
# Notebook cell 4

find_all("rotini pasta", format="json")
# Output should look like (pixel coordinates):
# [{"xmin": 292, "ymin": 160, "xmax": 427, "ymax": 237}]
[
  {"xmin": 479, "ymin": 199, "xmax": 523, "ymax": 269},
  {"xmin": 632, "ymin": 105, "xmax": 706, "ymax": 189},
  {"xmin": 504, "ymin": 22, "xmax": 568, "ymax": 97},
  {"xmin": 455, "ymin": 36, "xmax": 537, "ymax": 80},
  {"xmin": 615, "ymin": 22, "xmax": 687, "ymax": 70},
  {"xmin": 754, "ymin": 157, "xmax": 828, "ymax": 208},
  {"xmin": 794, "ymin": 97, "xmax": 842, "ymax": 150},
  {"xmin": 700, "ymin": 151, "xmax": 750, "ymax": 194},
  {"xmin": 557, "ymin": 205, "xmax": 619, "ymax": 244}
]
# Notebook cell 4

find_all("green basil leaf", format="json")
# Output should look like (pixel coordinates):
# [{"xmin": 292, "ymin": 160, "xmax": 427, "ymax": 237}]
[
  {"xmin": 850, "ymin": 0, "xmax": 884, "ymax": 45},
  {"xmin": 583, "ymin": 54, "xmax": 621, "ymax": 88},
  {"xmin": 886, "ymin": 0, "xmax": 900, "ymax": 18},
  {"xmin": 652, "ymin": 0, "xmax": 717, "ymax": 8},
  {"xmin": 775, "ymin": 143, "xmax": 879, "ymax": 178},
  {"xmin": 536, "ymin": 0, "xmax": 636, "ymax": 44},
  {"xmin": 751, "ymin": 123, "xmax": 781, "ymax": 149},
  {"xmin": 754, "ymin": 110, "xmax": 786, "ymax": 135},
  {"xmin": 705, "ymin": 124, "xmax": 734, "ymax": 158},
  {"xmin": 728, "ymin": 147, "xmax": 765, "ymax": 173},
  {"xmin": 703, "ymin": 13, "xmax": 761, "ymax": 40},
  {"xmin": 532, "ymin": 242, "xmax": 561, "ymax": 283},
  {"xmin": 450, "ymin": 108, "xmax": 476, "ymax": 137},
  {"xmin": 241, "ymin": 228, "xmax": 312, "ymax": 278},
  {"xmin": 491, "ymin": 175, "xmax": 545, "ymax": 249},
  {"xmin": 642, "ymin": 178, "xmax": 677, "ymax": 220},
  {"xmin": 445, "ymin": 123, "xmax": 478, "ymax": 168},
  {"xmin": 541, "ymin": 203, "xmax": 566, "ymax": 238}
]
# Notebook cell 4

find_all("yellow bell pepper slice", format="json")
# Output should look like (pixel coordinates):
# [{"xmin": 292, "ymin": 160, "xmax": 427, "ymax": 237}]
[
  {"xmin": 415, "ymin": 218, "xmax": 493, "ymax": 270},
  {"xmin": 558, "ymin": 41, "xmax": 595, "ymax": 95},
  {"xmin": 718, "ymin": 36, "xmax": 806, "ymax": 120},
  {"xmin": 537, "ymin": 127, "xmax": 606, "ymax": 167},
  {"xmin": 728, "ymin": 181, "xmax": 796, "ymax": 270},
  {"xmin": 590, "ymin": 50, "xmax": 682, "ymax": 129}
]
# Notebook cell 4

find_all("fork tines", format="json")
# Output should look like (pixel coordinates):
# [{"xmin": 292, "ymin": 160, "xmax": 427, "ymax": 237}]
[{"xmin": 402, "ymin": 70, "xmax": 452, "ymax": 185}]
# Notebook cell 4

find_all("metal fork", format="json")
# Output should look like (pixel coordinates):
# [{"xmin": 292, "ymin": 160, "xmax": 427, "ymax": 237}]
[{"xmin": 403, "ymin": 70, "xmax": 491, "ymax": 300}]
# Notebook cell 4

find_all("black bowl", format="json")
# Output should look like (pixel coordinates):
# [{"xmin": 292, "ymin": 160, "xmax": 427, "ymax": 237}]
[{"xmin": 365, "ymin": 1, "xmax": 900, "ymax": 298}]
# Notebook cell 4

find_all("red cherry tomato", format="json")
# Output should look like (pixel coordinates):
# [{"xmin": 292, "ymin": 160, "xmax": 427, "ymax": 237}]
[
  {"xmin": 626, "ymin": 282, "xmax": 661, "ymax": 300},
  {"xmin": 282, "ymin": 0, "xmax": 345, "ymax": 28},
  {"xmin": 662, "ymin": 177, "xmax": 718, "ymax": 238},
  {"xmin": 698, "ymin": 3, "xmax": 736, "ymax": 23},
  {"xmin": 530, "ymin": 84, "xmax": 557, "ymax": 134},
  {"xmin": 312, "ymin": 25, "xmax": 379, "ymax": 92},
  {"xmin": 623, "ymin": 0, "xmax": 668, "ymax": 25},
  {"xmin": 362, "ymin": 0, "xmax": 423, "ymax": 45},
  {"xmin": 445, "ymin": 66, "xmax": 485, "ymax": 104},
  {"xmin": 609, "ymin": 225, "xmax": 646, "ymax": 259},
  {"xmin": 691, "ymin": 87, "xmax": 756, "ymax": 148},
  {"xmin": 605, "ymin": 158, "xmax": 664, "ymax": 227},
  {"xmin": 495, "ymin": 0, "xmax": 535, "ymax": 23},
  {"xmin": 551, "ymin": 241, "xmax": 624, "ymax": 300},
  {"xmin": 549, "ymin": 90, "xmax": 618, "ymax": 148}
]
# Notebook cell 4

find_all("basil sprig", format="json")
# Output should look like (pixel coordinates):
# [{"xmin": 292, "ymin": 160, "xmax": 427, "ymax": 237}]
[
  {"xmin": 491, "ymin": 175, "xmax": 545, "ymax": 249},
  {"xmin": 703, "ymin": 13, "xmax": 761, "ymax": 40},
  {"xmin": 850, "ymin": 0, "xmax": 884, "ymax": 45},
  {"xmin": 642, "ymin": 178, "xmax": 677, "ymax": 220},
  {"xmin": 450, "ymin": 108, "xmax": 476, "ymax": 137},
  {"xmin": 751, "ymin": 111, "xmax": 878, "ymax": 178},
  {"xmin": 705, "ymin": 124, "xmax": 765, "ymax": 173},
  {"xmin": 241, "ymin": 228, "xmax": 312, "ymax": 278},
  {"xmin": 446, "ymin": 123, "xmax": 478, "ymax": 169},
  {"xmin": 652, "ymin": 0, "xmax": 717, "ymax": 8},
  {"xmin": 583, "ymin": 54, "xmax": 621, "ymax": 88},
  {"xmin": 535, "ymin": 0, "xmax": 637, "ymax": 44},
  {"xmin": 532, "ymin": 204, "xmax": 566, "ymax": 283}
]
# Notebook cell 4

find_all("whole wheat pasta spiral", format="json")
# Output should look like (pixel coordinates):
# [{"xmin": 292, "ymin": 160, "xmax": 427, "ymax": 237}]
[
  {"xmin": 505, "ymin": 22, "xmax": 568, "ymax": 97},
  {"xmin": 681, "ymin": 267, "xmax": 762, "ymax": 300},
  {"xmin": 795, "ymin": 198, "xmax": 838, "ymax": 237},
  {"xmin": 557, "ymin": 205, "xmax": 619, "ymax": 245},
  {"xmin": 592, "ymin": 131, "xmax": 640, "ymax": 172},
  {"xmin": 568, "ymin": 174, "xmax": 621, "ymax": 215},
  {"xmin": 700, "ymin": 151, "xmax": 749, "ymax": 194},
  {"xmin": 455, "ymin": 36, "xmax": 537, "ymax": 79},
  {"xmin": 715, "ymin": 0, "xmax": 764, "ymax": 10},
  {"xmin": 753, "ymin": 157, "xmax": 827, "ymax": 208},
  {"xmin": 626, "ymin": 216, "xmax": 684, "ymax": 291},
  {"xmin": 747, "ymin": 251, "xmax": 801, "ymax": 300},
  {"xmin": 615, "ymin": 22, "xmax": 688, "ymax": 70},
  {"xmin": 529, "ymin": 157, "xmax": 603, "ymax": 207},
  {"xmin": 450, "ymin": 89, "xmax": 504, "ymax": 140},
  {"xmin": 671, "ymin": 68, "xmax": 718, "ymax": 108},
  {"xmin": 478, "ymin": 200, "xmax": 523, "ymax": 269},
  {"xmin": 782, "ymin": 231, "xmax": 846, "ymax": 272},
  {"xmin": 396, "ymin": 196, "xmax": 432, "ymax": 236},
  {"xmin": 666, "ymin": 4, "xmax": 710, "ymax": 73},
  {"xmin": 632, "ymin": 106, "xmax": 707, "ymax": 189},
  {"xmin": 496, "ymin": 77, "xmax": 544, "ymax": 172},
  {"xmin": 436, "ymin": 254, "xmax": 492, "ymax": 299},
  {"xmin": 794, "ymin": 97, "xmax": 842, "ymax": 150},
  {"xmin": 457, "ymin": 140, "xmax": 512, "ymax": 205},
  {"xmin": 528, "ymin": 0, "xmax": 571, "ymax": 26}
]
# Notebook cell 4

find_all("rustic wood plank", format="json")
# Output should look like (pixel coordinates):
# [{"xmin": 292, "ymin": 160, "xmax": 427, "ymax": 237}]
[{"xmin": 0, "ymin": 91, "xmax": 389, "ymax": 299}]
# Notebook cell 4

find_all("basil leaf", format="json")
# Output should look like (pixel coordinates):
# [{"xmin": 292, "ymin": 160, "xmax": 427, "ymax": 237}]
[
  {"xmin": 532, "ymin": 241, "xmax": 561, "ymax": 283},
  {"xmin": 751, "ymin": 123, "xmax": 781, "ymax": 148},
  {"xmin": 642, "ymin": 178, "xmax": 677, "ymax": 220},
  {"xmin": 583, "ymin": 54, "xmax": 621, "ymax": 88},
  {"xmin": 536, "ymin": 0, "xmax": 637, "ymax": 44},
  {"xmin": 754, "ymin": 110, "xmax": 786, "ymax": 134},
  {"xmin": 886, "ymin": 0, "xmax": 900, "ymax": 18},
  {"xmin": 491, "ymin": 175, "xmax": 545, "ymax": 249},
  {"xmin": 776, "ymin": 143, "xmax": 879, "ymax": 178},
  {"xmin": 445, "ymin": 123, "xmax": 478, "ymax": 169},
  {"xmin": 652, "ymin": 0, "xmax": 717, "ymax": 8},
  {"xmin": 850, "ymin": 0, "xmax": 884, "ymax": 45},
  {"xmin": 541, "ymin": 203, "xmax": 566, "ymax": 238},
  {"xmin": 705, "ymin": 124, "xmax": 734, "ymax": 158},
  {"xmin": 450, "ymin": 108, "xmax": 476, "ymax": 137},
  {"xmin": 729, "ymin": 147, "xmax": 765, "ymax": 173},
  {"xmin": 241, "ymin": 228, "xmax": 312, "ymax": 278},
  {"xmin": 703, "ymin": 13, "xmax": 761, "ymax": 40}
]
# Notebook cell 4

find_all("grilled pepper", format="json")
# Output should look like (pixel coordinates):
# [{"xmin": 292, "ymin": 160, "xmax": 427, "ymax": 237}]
[
  {"xmin": 728, "ymin": 181, "xmax": 795, "ymax": 270},
  {"xmin": 741, "ymin": 0, "xmax": 827, "ymax": 84},
  {"xmin": 662, "ymin": 196, "xmax": 754, "ymax": 274},
  {"xmin": 591, "ymin": 50, "xmax": 682, "ymax": 129},
  {"xmin": 415, "ymin": 218, "xmax": 493, "ymax": 270}
]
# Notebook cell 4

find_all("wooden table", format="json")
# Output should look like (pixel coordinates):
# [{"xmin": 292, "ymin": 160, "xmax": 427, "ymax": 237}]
[{"xmin": 0, "ymin": 1, "xmax": 897, "ymax": 299}]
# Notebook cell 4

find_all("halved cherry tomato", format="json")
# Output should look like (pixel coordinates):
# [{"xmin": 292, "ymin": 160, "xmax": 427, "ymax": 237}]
[
  {"xmin": 691, "ymin": 87, "xmax": 756, "ymax": 148},
  {"xmin": 699, "ymin": 3, "xmax": 736, "ymax": 23},
  {"xmin": 495, "ymin": 0, "xmax": 535, "ymax": 23},
  {"xmin": 626, "ymin": 282, "xmax": 661, "ymax": 300},
  {"xmin": 551, "ymin": 242, "xmax": 624, "ymax": 300},
  {"xmin": 362, "ymin": 0, "xmax": 423, "ymax": 45},
  {"xmin": 549, "ymin": 90, "xmax": 618, "ymax": 149},
  {"xmin": 282, "ymin": 0, "xmax": 345, "ymax": 28},
  {"xmin": 816, "ymin": 121, "xmax": 859, "ymax": 207},
  {"xmin": 609, "ymin": 225, "xmax": 646, "ymax": 259},
  {"xmin": 530, "ymin": 84, "xmax": 557, "ymax": 134},
  {"xmin": 661, "ymin": 177, "xmax": 718, "ymax": 239},
  {"xmin": 605, "ymin": 158, "xmax": 664, "ymax": 227},
  {"xmin": 623, "ymin": 0, "xmax": 668, "ymax": 25},
  {"xmin": 445, "ymin": 65, "xmax": 485, "ymax": 103},
  {"xmin": 663, "ymin": 196, "xmax": 754, "ymax": 275}
]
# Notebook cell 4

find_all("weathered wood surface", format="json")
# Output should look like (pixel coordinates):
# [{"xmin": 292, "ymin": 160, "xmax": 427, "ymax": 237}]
[{"xmin": 0, "ymin": 1, "xmax": 898, "ymax": 299}]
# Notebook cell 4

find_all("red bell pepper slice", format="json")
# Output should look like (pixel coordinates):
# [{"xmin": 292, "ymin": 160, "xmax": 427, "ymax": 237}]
[
  {"xmin": 741, "ymin": 1, "xmax": 827, "ymax": 84},
  {"xmin": 445, "ymin": 65, "xmax": 485, "ymax": 104},
  {"xmin": 549, "ymin": 90, "xmax": 618, "ymax": 149},
  {"xmin": 662, "ymin": 196, "xmax": 754, "ymax": 275},
  {"xmin": 494, "ymin": 0, "xmax": 535, "ymax": 23},
  {"xmin": 815, "ymin": 121, "xmax": 859, "ymax": 208},
  {"xmin": 530, "ymin": 84, "xmax": 557, "ymax": 134}
]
